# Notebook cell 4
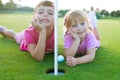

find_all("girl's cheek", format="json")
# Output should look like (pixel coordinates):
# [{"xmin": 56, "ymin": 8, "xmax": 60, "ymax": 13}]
[
  {"xmin": 82, "ymin": 26, "xmax": 87, "ymax": 30},
  {"xmin": 72, "ymin": 29, "xmax": 76, "ymax": 33}
]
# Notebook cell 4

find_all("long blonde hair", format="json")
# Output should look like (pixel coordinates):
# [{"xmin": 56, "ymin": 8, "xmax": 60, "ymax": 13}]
[{"xmin": 64, "ymin": 10, "xmax": 92, "ymax": 35}]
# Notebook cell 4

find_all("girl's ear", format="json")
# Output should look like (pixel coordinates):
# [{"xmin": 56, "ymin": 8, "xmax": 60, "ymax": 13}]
[
  {"xmin": 88, "ymin": 26, "xmax": 93, "ymax": 31},
  {"xmin": 63, "ymin": 26, "xmax": 68, "ymax": 36},
  {"xmin": 87, "ymin": 22, "xmax": 93, "ymax": 31}
]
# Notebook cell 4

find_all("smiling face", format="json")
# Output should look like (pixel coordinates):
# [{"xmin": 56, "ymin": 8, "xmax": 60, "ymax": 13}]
[
  {"xmin": 34, "ymin": 6, "xmax": 54, "ymax": 28},
  {"xmin": 70, "ymin": 21, "xmax": 88, "ymax": 38},
  {"xmin": 64, "ymin": 10, "xmax": 91, "ymax": 38},
  {"xmin": 33, "ymin": 1, "xmax": 54, "ymax": 28}
]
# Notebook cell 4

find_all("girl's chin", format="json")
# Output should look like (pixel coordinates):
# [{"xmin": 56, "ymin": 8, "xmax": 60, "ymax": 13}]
[
  {"xmin": 42, "ymin": 23, "xmax": 51, "ymax": 27},
  {"xmin": 79, "ymin": 35, "xmax": 85, "ymax": 38},
  {"xmin": 46, "ymin": 25, "xmax": 51, "ymax": 28}
]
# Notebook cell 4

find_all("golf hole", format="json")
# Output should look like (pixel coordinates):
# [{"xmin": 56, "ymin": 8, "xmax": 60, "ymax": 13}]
[{"xmin": 46, "ymin": 68, "xmax": 65, "ymax": 75}]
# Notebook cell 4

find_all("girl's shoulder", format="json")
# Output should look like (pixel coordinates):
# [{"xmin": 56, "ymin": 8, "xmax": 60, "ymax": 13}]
[
  {"xmin": 25, "ymin": 24, "xmax": 35, "ymax": 32},
  {"xmin": 87, "ymin": 32, "xmax": 94, "ymax": 36},
  {"xmin": 24, "ymin": 24, "xmax": 38, "ymax": 36},
  {"xmin": 64, "ymin": 33, "xmax": 73, "ymax": 41},
  {"xmin": 64, "ymin": 33, "xmax": 71, "ymax": 38},
  {"xmin": 86, "ymin": 32, "xmax": 96, "ymax": 39}
]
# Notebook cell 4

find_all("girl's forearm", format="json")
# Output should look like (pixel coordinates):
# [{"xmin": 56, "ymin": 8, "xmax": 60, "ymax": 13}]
[
  {"xmin": 33, "ymin": 29, "xmax": 46, "ymax": 61},
  {"xmin": 76, "ymin": 54, "xmax": 95, "ymax": 64},
  {"xmin": 65, "ymin": 40, "xmax": 80, "ymax": 57}
]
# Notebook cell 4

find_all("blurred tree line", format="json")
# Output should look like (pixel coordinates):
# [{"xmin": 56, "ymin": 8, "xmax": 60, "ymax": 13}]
[
  {"xmin": 0, "ymin": 0, "xmax": 120, "ymax": 18},
  {"xmin": 59, "ymin": 9, "xmax": 120, "ymax": 19},
  {"xmin": 0, "ymin": 0, "xmax": 33, "ymax": 12},
  {"xmin": 97, "ymin": 9, "xmax": 120, "ymax": 18}
]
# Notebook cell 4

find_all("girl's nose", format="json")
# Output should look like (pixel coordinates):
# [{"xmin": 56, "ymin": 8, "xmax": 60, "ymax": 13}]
[
  {"xmin": 77, "ymin": 25, "xmax": 82, "ymax": 30},
  {"xmin": 43, "ymin": 12, "xmax": 47, "ymax": 16}
]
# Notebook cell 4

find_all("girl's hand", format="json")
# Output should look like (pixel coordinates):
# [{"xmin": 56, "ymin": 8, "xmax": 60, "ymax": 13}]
[
  {"xmin": 31, "ymin": 19, "xmax": 45, "ymax": 31},
  {"xmin": 68, "ymin": 28, "xmax": 80, "ymax": 41},
  {"xmin": 66, "ymin": 56, "xmax": 77, "ymax": 67}
]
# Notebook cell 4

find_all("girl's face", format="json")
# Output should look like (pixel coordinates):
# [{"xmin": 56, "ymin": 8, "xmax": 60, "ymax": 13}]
[
  {"xmin": 70, "ymin": 21, "xmax": 88, "ymax": 38},
  {"xmin": 34, "ymin": 6, "xmax": 54, "ymax": 28}
]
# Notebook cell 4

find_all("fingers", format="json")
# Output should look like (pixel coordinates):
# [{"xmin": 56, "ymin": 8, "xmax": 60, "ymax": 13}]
[
  {"xmin": 68, "ymin": 28, "xmax": 74, "ymax": 36},
  {"xmin": 66, "ymin": 61, "xmax": 76, "ymax": 67},
  {"xmin": 66, "ymin": 56, "xmax": 73, "ymax": 66},
  {"xmin": 36, "ymin": 18, "xmax": 42, "ymax": 26},
  {"xmin": 68, "ymin": 28, "xmax": 75, "ymax": 38},
  {"xmin": 66, "ymin": 56, "xmax": 72, "ymax": 61},
  {"xmin": 36, "ymin": 18, "xmax": 45, "ymax": 28},
  {"xmin": 31, "ymin": 19, "xmax": 37, "ymax": 27},
  {"xmin": 68, "ymin": 28, "xmax": 79, "ymax": 40},
  {"xmin": 66, "ymin": 56, "xmax": 77, "ymax": 67},
  {"xmin": 31, "ymin": 19, "xmax": 45, "ymax": 31}
]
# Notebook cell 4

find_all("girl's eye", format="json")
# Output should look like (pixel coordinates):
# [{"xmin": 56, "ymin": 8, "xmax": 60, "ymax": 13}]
[
  {"xmin": 72, "ymin": 25, "xmax": 77, "ymax": 27},
  {"xmin": 81, "ymin": 22, "xmax": 85, "ymax": 25},
  {"xmin": 48, "ymin": 12, "xmax": 53, "ymax": 15},
  {"xmin": 38, "ymin": 11, "xmax": 43, "ymax": 14}
]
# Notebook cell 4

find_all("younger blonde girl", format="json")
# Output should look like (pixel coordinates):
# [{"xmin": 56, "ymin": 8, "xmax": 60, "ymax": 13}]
[{"xmin": 64, "ymin": 10, "xmax": 100, "ymax": 67}]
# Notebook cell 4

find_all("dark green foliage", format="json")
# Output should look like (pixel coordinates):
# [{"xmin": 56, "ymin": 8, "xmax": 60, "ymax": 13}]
[
  {"xmin": 58, "ymin": 9, "xmax": 69, "ymax": 17},
  {"xmin": 100, "ymin": 9, "xmax": 109, "ymax": 16},
  {"xmin": 0, "ymin": 0, "xmax": 4, "ymax": 10},
  {"xmin": 96, "ymin": 12, "xmax": 102, "ymax": 19}
]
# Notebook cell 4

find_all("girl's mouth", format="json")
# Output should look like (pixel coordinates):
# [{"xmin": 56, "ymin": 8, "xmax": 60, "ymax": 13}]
[
  {"xmin": 41, "ymin": 19, "xmax": 49, "ymax": 22},
  {"xmin": 77, "ymin": 31, "xmax": 84, "ymax": 34}
]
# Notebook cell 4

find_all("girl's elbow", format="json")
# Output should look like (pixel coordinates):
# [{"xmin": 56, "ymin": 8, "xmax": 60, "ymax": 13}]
[
  {"xmin": 90, "ymin": 56, "xmax": 95, "ymax": 62},
  {"xmin": 64, "ymin": 52, "xmax": 70, "ymax": 58},
  {"xmin": 32, "ymin": 54, "xmax": 44, "ymax": 61},
  {"xmin": 35, "ymin": 57, "xmax": 43, "ymax": 61},
  {"xmin": 64, "ymin": 51, "xmax": 73, "ymax": 57},
  {"xmin": 64, "ymin": 53, "xmax": 68, "ymax": 57}
]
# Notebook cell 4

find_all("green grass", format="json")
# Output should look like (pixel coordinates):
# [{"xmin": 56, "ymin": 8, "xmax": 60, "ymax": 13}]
[{"xmin": 0, "ymin": 14, "xmax": 120, "ymax": 80}]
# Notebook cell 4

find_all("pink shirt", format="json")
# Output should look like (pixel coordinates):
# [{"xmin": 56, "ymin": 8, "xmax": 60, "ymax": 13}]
[
  {"xmin": 20, "ymin": 26, "xmax": 54, "ymax": 52},
  {"xmin": 64, "ymin": 32, "xmax": 100, "ymax": 55}
]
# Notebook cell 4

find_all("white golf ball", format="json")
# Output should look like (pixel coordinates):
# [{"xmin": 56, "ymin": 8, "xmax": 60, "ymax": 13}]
[{"xmin": 58, "ymin": 55, "xmax": 64, "ymax": 62}]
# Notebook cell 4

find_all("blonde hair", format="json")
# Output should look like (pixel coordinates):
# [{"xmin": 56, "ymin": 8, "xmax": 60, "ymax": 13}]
[
  {"xmin": 34, "ymin": 0, "xmax": 54, "ymax": 13},
  {"xmin": 64, "ymin": 10, "xmax": 92, "ymax": 34}
]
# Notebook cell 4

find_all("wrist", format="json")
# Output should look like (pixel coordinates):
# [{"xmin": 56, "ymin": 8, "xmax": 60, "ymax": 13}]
[
  {"xmin": 73, "ymin": 40, "xmax": 80, "ymax": 48},
  {"xmin": 39, "ymin": 29, "xmax": 46, "ymax": 34},
  {"xmin": 39, "ymin": 27, "xmax": 46, "ymax": 32},
  {"xmin": 74, "ymin": 58, "xmax": 77, "ymax": 66},
  {"xmin": 75, "ymin": 39, "xmax": 80, "ymax": 45}
]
